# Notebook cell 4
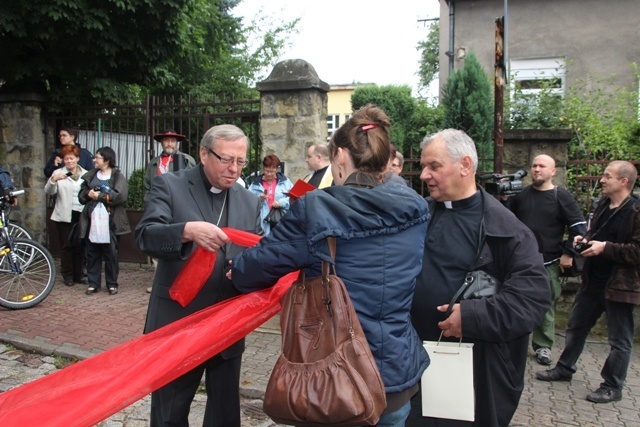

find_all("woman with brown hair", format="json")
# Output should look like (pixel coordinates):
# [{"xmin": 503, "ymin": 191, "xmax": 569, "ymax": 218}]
[
  {"xmin": 44, "ymin": 144, "xmax": 88, "ymax": 286},
  {"xmin": 231, "ymin": 104, "xmax": 430, "ymax": 426}
]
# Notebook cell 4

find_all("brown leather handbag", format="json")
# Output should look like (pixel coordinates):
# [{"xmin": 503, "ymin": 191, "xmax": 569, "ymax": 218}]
[{"xmin": 263, "ymin": 238, "xmax": 387, "ymax": 426}]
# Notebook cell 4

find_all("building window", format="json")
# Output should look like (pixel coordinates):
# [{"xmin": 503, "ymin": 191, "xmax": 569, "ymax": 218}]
[
  {"xmin": 327, "ymin": 114, "xmax": 340, "ymax": 135},
  {"xmin": 510, "ymin": 57, "xmax": 566, "ymax": 99}
]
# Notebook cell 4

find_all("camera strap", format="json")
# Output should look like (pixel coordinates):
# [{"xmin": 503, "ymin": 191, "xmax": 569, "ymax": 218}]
[{"xmin": 586, "ymin": 196, "xmax": 630, "ymax": 241}]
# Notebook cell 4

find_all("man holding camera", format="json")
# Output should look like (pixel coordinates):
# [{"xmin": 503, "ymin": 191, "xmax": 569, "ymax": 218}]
[
  {"xmin": 537, "ymin": 160, "xmax": 640, "ymax": 404},
  {"xmin": 504, "ymin": 154, "xmax": 587, "ymax": 366}
]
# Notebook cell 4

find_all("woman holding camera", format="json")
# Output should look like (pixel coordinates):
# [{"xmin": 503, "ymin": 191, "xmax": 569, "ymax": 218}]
[
  {"xmin": 78, "ymin": 147, "xmax": 130, "ymax": 295},
  {"xmin": 44, "ymin": 145, "xmax": 89, "ymax": 286}
]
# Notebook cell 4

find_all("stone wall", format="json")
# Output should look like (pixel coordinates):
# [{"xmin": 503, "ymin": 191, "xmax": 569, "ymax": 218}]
[
  {"xmin": 503, "ymin": 129, "xmax": 573, "ymax": 187},
  {"xmin": 0, "ymin": 93, "xmax": 48, "ymax": 243},
  {"xmin": 257, "ymin": 59, "xmax": 330, "ymax": 182}
]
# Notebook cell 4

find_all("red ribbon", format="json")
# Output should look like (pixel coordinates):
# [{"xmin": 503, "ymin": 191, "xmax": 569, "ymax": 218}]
[
  {"xmin": 0, "ymin": 228, "xmax": 294, "ymax": 427},
  {"xmin": 169, "ymin": 228, "xmax": 263, "ymax": 307}
]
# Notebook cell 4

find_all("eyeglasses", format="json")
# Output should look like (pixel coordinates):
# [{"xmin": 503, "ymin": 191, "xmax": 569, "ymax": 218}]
[
  {"xmin": 391, "ymin": 163, "xmax": 401, "ymax": 168},
  {"xmin": 263, "ymin": 168, "xmax": 278, "ymax": 174},
  {"xmin": 59, "ymin": 134, "xmax": 70, "ymax": 138},
  {"xmin": 601, "ymin": 173, "xmax": 624, "ymax": 181},
  {"xmin": 207, "ymin": 148, "xmax": 248, "ymax": 168}
]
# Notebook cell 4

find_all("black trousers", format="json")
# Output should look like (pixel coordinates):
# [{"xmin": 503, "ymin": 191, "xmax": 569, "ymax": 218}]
[
  {"xmin": 150, "ymin": 353, "xmax": 242, "ymax": 427},
  {"xmin": 55, "ymin": 211, "xmax": 84, "ymax": 281},
  {"xmin": 84, "ymin": 231, "xmax": 119, "ymax": 289}
]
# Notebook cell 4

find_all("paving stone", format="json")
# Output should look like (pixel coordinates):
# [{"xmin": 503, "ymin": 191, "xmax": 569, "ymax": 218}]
[{"xmin": 1, "ymin": 263, "xmax": 639, "ymax": 426}]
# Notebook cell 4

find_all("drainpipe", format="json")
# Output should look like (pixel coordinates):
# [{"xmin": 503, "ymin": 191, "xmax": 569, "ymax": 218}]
[{"xmin": 447, "ymin": 1, "xmax": 456, "ymax": 75}]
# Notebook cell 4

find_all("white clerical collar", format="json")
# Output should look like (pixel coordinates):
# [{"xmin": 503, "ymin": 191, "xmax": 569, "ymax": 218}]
[
  {"xmin": 444, "ymin": 201, "xmax": 453, "ymax": 209},
  {"xmin": 210, "ymin": 186, "xmax": 224, "ymax": 194}
]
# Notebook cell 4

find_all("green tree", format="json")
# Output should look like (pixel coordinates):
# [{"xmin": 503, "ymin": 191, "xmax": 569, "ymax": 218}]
[
  {"xmin": 417, "ymin": 22, "xmax": 439, "ymax": 95},
  {"xmin": 351, "ymin": 85, "xmax": 417, "ymax": 153},
  {"xmin": 0, "ymin": 0, "xmax": 297, "ymax": 105},
  {"xmin": 441, "ymin": 52, "xmax": 493, "ymax": 169}
]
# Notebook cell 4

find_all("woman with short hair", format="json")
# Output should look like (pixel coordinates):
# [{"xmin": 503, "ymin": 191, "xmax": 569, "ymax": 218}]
[{"xmin": 78, "ymin": 147, "xmax": 130, "ymax": 295}]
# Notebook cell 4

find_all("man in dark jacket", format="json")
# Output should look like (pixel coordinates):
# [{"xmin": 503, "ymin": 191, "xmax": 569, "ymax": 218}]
[
  {"xmin": 505, "ymin": 154, "xmax": 587, "ymax": 365},
  {"xmin": 136, "ymin": 124, "xmax": 261, "ymax": 427},
  {"xmin": 407, "ymin": 129, "xmax": 550, "ymax": 427},
  {"xmin": 537, "ymin": 160, "xmax": 640, "ymax": 404},
  {"xmin": 143, "ymin": 130, "xmax": 196, "ymax": 199}
]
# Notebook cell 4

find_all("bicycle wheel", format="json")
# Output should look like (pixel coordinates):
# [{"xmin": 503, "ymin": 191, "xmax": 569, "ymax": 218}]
[
  {"xmin": 0, "ymin": 239, "xmax": 56, "ymax": 309},
  {"xmin": 8, "ymin": 223, "xmax": 32, "ymax": 240}
]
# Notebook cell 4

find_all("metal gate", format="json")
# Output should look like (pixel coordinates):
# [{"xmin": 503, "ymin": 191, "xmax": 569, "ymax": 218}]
[{"xmin": 45, "ymin": 95, "xmax": 261, "ymax": 263}]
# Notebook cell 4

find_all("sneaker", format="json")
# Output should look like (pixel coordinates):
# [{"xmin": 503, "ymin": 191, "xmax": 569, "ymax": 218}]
[
  {"xmin": 535, "ymin": 347, "xmax": 552, "ymax": 365},
  {"xmin": 146, "ymin": 287, "xmax": 152, "ymax": 293},
  {"xmin": 536, "ymin": 367, "xmax": 572, "ymax": 382},
  {"xmin": 586, "ymin": 387, "xmax": 622, "ymax": 404}
]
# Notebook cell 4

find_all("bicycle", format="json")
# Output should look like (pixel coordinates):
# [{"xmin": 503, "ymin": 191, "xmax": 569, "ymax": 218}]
[
  {"xmin": 0, "ymin": 190, "xmax": 56, "ymax": 309},
  {"xmin": 4, "ymin": 205, "xmax": 32, "ymax": 240}
]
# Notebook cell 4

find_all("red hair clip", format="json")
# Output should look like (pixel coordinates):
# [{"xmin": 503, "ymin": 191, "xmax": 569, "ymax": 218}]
[{"xmin": 361, "ymin": 124, "xmax": 378, "ymax": 131}]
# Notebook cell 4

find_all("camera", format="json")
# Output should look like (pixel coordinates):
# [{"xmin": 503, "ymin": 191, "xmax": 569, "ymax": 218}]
[
  {"xmin": 575, "ymin": 241, "xmax": 592, "ymax": 252},
  {"xmin": 479, "ymin": 169, "xmax": 528, "ymax": 196},
  {"xmin": 93, "ymin": 184, "xmax": 115, "ymax": 194}
]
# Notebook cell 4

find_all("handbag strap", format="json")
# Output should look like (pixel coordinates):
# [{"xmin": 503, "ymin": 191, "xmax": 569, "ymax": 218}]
[{"xmin": 320, "ymin": 237, "xmax": 337, "ymax": 316}]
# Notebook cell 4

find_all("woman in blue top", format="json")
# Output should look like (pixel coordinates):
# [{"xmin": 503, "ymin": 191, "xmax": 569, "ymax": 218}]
[
  {"xmin": 247, "ymin": 154, "xmax": 292, "ymax": 235},
  {"xmin": 232, "ymin": 105, "xmax": 430, "ymax": 426}
]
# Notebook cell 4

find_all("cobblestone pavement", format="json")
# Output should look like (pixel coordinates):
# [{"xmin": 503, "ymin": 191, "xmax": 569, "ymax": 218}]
[{"xmin": 1, "ymin": 263, "xmax": 639, "ymax": 426}]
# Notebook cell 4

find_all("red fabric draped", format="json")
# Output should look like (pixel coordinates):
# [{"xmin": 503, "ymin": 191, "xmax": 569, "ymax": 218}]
[{"xmin": 0, "ymin": 228, "xmax": 292, "ymax": 427}]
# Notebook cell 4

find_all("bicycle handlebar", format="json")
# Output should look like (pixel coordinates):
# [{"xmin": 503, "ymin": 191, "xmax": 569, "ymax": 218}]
[{"xmin": 9, "ymin": 190, "xmax": 25, "ymax": 197}]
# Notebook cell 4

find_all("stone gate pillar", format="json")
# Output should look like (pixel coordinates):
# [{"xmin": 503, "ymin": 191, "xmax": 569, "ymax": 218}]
[
  {"xmin": 257, "ymin": 59, "xmax": 330, "ymax": 182},
  {"xmin": 503, "ymin": 129, "xmax": 573, "ymax": 187},
  {"xmin": 0, "ymin": 93, "xmax": 48, "ymax": 243}
]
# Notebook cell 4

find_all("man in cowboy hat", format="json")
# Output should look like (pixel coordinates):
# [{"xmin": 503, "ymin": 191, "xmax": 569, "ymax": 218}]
[
  {"xmin": 143, "ymin": 130, "xmax": 197, "ymax": 293},
  {"xmin": 143, "ymin": 130, "xmax": 197, "ymax": 199}
]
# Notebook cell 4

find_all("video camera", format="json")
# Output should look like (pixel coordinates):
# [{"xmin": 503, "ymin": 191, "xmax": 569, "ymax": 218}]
[{"xmin": 478, "ymin": 169, "xmax": 528, "ymax": 196}]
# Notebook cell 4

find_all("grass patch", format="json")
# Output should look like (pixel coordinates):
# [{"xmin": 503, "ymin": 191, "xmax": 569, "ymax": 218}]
[{"xmin": 53, "ymin": 355, "xmax": 78, "ymax": 369}]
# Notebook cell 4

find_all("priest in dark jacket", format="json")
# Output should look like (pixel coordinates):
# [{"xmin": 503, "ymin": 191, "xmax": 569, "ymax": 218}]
[{"xmin": 407, "ymin": 129, "xmax": 550, "ymax": 427}]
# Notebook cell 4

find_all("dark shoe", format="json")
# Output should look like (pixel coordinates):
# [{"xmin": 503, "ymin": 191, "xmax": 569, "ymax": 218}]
[
  {"xmin": 64, "ymin": 279, "xmax": 74, "ymax": 287},
  {"xmin": 85, "ymin": 287, "xmax": 98, "ymax": 295},
  {"xmin": 536, "ymin": 367, "xmax": 572, "ymax": 382},
  {"xmin": 586, "ymin": 387, "xmax": 622, "ymax": 403},
  {"xmin": 108, "ymin": 287, "xmax": 118, "ymax": 295},
  {"xmin": 535, "ymin": 347, "xmax": 552, "ymax": 365},
  {"xmin": 73, "ymin": 278, "xmax": 87, "ymax": 285}
]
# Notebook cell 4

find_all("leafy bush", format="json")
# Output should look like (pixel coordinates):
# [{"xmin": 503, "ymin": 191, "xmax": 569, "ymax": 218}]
[{"xmin": 126, "ymin": 168, "xmax": 145, "ymax": 211}]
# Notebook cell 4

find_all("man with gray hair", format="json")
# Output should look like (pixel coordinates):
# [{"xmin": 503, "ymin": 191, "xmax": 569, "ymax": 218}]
[
  {"xmin": 136, "ymin": 124, "xmax": 261, "ymax": 426},
  {"xmin": 407, "ymin": 129, "xmax": 550, "ymax": 427}
]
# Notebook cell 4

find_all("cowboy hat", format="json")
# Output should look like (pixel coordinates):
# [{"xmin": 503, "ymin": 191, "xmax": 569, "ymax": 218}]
[{"xmin": 153, "ymin": 130, "xmax": 186, "ymax": 142}]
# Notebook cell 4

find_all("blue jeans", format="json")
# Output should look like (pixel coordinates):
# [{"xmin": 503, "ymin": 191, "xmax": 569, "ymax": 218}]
[
  {"xmin": 556, "ymin": 289, "xmax": 635, "ymax": 391},
  {"xmin": 375, "ymin": 400, "xmax": 411, "ymax": 427}
]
